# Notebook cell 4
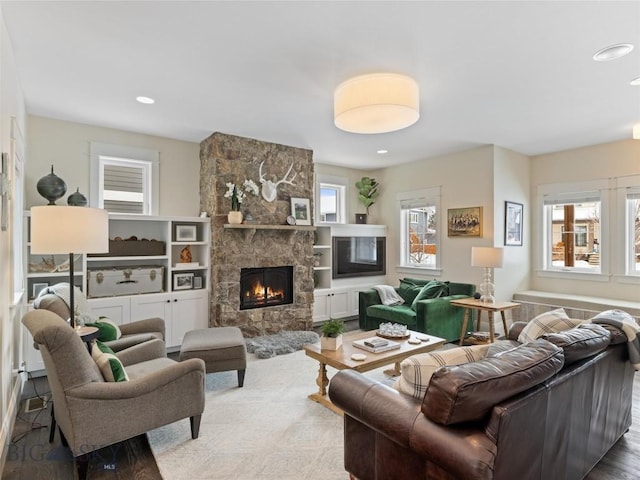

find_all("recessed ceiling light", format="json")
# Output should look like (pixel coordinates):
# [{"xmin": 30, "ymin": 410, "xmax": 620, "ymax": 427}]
[
  {"xmin": 377, "ymin": 149, "xmax": 388, "ymax": 154},
  {"xmin": 136, "ymin": 96, "xmax": 155, "ymax": 104},
  {"xmin": 592, "ymin": 43, "xmax": 634, "ymax": 61},
  {"xmin": 630, "ymin": 76, "xmax": 640, "ymax": 86}
]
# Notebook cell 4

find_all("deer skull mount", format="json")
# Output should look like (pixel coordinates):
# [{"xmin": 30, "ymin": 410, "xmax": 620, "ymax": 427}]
[{"xmin": 258, "ymin": 161, "xmax": 297, "ymax": 202}]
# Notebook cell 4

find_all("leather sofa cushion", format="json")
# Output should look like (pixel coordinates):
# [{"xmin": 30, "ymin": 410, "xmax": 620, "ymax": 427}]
[
  {"xmin": 422, "ymin": 339, "xmax": 564, "ymax": 425},
  {"xmin": 540, "ymin": 324, "xmax": 610, "ymax": 366},
  {"xmin": 366, "ymin": 304, "xmax": 417, "ymax": 325}
]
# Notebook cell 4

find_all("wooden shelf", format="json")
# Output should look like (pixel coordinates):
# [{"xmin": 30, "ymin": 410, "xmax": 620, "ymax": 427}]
[
  {"xmin": 223, "ymin": 224, "xmax": 315, "ymax": 231},
  {"xmin": 224, "ymin": 223, "xmax": 315, "ymax": 242}
]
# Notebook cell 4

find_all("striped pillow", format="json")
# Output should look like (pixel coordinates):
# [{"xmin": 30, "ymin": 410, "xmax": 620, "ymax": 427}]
[
  {"xmin": 394, "ymin": 344, "xmax": 490, "ymax": 399},
  {"xmin": 92, "ymin": 341, "xmax": 129, "ymax": 382},
  {"xmin": 517, "ymin": 308, "xmax": 584, "ymax": 344}
]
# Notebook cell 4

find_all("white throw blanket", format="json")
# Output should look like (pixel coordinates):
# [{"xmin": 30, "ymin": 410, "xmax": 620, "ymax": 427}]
[
  {"xmin": 42, "ymin": 283, "xmax": 97, "ymax": 325},
  {"xmin": 373, "ymin": 285, "xmax": 405, "ymax": 306}
]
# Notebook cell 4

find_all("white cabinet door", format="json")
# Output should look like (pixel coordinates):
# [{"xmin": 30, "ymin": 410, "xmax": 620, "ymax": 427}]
[
  {"xmin": 130, "ymin": 291, "xmax": 207, "ymax": 348},
  {"xmin": 169, "ymin": 290, "xmax": 208, "ymax": 347},
  {"xmin": 329, "ymin": 291, "xmax": 350, "ymax": 318},
  {"xmin": 313, "ymin": 291, "xmax": 331, "ymax": 322},
  {"xmin": 88, "ymin": 297, "xmax": 132, "ymax": 325}
]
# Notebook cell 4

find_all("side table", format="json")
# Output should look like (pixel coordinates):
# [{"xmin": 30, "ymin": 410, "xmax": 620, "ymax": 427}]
[{"xmin": 451, "ymin": 298, "xmax": 520, "ymax": 345}]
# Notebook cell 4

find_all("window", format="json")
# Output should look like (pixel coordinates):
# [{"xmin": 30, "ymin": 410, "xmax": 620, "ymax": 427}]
[
  {"xmin": 315, "ymin": 175, "xmax": 347, "ymax": 224},
  {"xmin": 538, "ymin": 180, "xmax": 606, "ymax": 274},
  {"xmin": 398, "ymin": 187, "xmax": 441, "ymax": 271},
  {"xmin": 625, "ymin": 187, "xmax": 640, "ymax": 275},
  {"xmin": 90, "ymin": 142, "xmax": 159, "ymax": 215}
]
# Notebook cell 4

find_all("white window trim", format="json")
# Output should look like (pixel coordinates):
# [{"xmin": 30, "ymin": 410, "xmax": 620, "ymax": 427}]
[
  {"xmin": 90, "ymin": 142, "xmax": 159, "ymax": 215},
  {"xmin": 536, "ymin": 179, "xmax": 610, "ymax": 280},
  {"xmin": 396, "ymin": 186, "xmax": 442, "ymax": 275},
  {"xmin": 616, "ymin": 174, "xmax": 640, "ymax": 280},
  {"xmin": 315, "ymin": 174, "xmax": 347, "ymax": 224}
]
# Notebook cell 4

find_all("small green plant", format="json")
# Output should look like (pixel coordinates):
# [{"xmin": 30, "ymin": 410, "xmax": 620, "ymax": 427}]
[
  {"xmin": 355, "ymin": 176, "xmax": 380, "ymax": 216},
  {"xmin": 321, "ymin": 318, "xmax": 346, "ymax": 338}
]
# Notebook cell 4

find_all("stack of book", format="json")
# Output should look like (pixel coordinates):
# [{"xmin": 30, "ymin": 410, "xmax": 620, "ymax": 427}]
[{"xmin": 353, "ymin": 337, "xmax": 401, "ymax": 353}]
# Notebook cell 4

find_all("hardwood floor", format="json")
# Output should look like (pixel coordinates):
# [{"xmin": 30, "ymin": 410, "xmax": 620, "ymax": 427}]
[{"xmin": 3, "ymin": 356, "xmax": 640, "ymax": 479}]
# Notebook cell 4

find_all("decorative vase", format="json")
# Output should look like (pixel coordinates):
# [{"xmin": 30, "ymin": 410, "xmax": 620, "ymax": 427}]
[
  {"xmin": 37, "ymin": 165, "xmax": 67, "ymax": 205},
  {"xmin": 228, "ymin": 211, "xmax": 243, "ymax": 224},
  {"xmin": 67, "ymin": 187, "xmax": 88, "ymax": 206},
  {"xmin": 320, "ymin": 334, "xmax": 343, "ymax": 351}
]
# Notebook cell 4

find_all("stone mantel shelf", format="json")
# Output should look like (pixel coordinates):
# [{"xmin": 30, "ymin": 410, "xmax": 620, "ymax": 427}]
[{"xmin": 223, "ymin": 223, "xmax": 316, "ymax": 242}]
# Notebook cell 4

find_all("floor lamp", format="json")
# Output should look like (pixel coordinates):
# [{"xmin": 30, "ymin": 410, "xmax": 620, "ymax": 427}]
[
  {"xmin": 30, "ymin": 206, "xmax": 108, "ymax": 328},
  {"xmin": 471, "ymin": 246, "xmax": 504, "ymax": 303}
]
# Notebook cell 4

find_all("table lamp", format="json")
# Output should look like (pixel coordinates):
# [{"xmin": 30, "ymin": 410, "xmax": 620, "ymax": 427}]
[
  {"xmin": 471, "ymin": 246, "xmax": 504, "ymax": 303},
  {"xmin": 30, "ymin": 205, "xmax": 109, "ymax": 328}
]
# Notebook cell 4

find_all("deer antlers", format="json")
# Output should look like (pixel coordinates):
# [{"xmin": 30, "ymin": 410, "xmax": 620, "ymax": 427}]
[{"xmin": 258, "ymin": 161, "xmax": 297, "ymax": 202}]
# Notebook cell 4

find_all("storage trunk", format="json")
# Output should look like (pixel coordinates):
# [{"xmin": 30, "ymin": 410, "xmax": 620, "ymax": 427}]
[{"xmin": 87, "ymin": 266, "xmax": 165, "ymax": 298}]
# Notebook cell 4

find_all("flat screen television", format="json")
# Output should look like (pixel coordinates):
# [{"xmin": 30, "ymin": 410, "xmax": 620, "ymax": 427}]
[{"xmin": 332, "ymin": 236, "xmax": 386, "ymax": 279}]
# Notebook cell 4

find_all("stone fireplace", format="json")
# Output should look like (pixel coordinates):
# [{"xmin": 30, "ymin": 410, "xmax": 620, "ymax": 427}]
[{"xmin": 199, "ymin": 132, "xmax": 314, "ymax": 336}]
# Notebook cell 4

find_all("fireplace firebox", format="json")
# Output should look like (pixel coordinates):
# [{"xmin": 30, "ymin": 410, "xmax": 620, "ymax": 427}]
[{"xmin": 240, "ymin": 266, "xmax": 294, "ymax": 310}]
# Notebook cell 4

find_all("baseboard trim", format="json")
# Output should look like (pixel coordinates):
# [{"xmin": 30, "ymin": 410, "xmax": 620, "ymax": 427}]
[{"xmin": 0, "ymin": 372, "xmax": 25, "ymax": 474}]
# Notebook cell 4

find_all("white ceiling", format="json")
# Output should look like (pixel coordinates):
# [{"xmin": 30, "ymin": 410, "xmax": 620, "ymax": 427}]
[{"xmin": 2, "ymin": 1, "xmax": 640, "ymax": 169}]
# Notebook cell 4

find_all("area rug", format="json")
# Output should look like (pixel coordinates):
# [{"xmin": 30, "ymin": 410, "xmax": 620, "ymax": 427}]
[
  {"xmin": 147, "ymin": 349, "xmax": 393, "ymax": 480},
  {"xmin": 245, "ymin": 330, "xmax": 320, "ymax": 358}
]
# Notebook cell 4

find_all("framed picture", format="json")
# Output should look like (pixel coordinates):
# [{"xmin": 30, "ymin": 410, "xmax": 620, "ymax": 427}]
[
  {"xmin": 173, "ymin": 272, "xmax": 194, "ymax": 290},
  {"xmin": 32, "ymin": 282, "xmax": 48, "ymax": 299},
  {"xmin": 447, "ymin": 206, "xmax": 483, "ymax": 237},
  {"xmin": 504, "ymin": 201, "xmax": 523, "ymax": 246},
  {"xmin": 290, "ymin": 197, "xmax": 311, "ymax": 226},
  {"xmin": 175, "ymin": 224, "xmax": 197, "ymax": 242}
]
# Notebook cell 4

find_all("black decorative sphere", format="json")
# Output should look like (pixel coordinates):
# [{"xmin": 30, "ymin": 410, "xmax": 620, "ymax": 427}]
[
  {"xmin": 474, "ymin": 292, "xmax": 481, "ymax": 300},
  {"xmin": 37, "ymin": 165, "xmax": 67, "ymax": 205},
  {"xmin": 67, "ymin": 187, "xmax": 88, "ymax": 207}
]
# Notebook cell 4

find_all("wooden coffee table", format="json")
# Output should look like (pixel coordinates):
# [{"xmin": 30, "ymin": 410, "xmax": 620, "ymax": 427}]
[{"xmin": 303, "ymin": 329, "xmax": 445, "ymax": 414}]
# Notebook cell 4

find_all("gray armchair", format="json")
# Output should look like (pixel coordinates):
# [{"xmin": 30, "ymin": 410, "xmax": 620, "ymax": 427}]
[
  {"xmin": 34, "ymin": 285, "xmax": 165, "ymax": 352},
  {"xmin": 22, "ymin": 309, "xmax": 205, "ymax": 479}
]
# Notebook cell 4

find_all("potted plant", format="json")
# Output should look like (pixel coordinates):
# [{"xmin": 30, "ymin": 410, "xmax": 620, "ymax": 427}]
[
  {"xmin": 320, "ymin": 318, "xmax": 346, "ymax": 351},
  {"xmin": 355, "ymin": 176, "xmax": 379, "ymax": 223}
]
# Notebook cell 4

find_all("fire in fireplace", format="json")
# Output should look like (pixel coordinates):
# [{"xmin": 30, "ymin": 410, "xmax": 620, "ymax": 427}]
[{"xmin": 240, "ymin": 266, "xmax": 293, "ymax": 310}]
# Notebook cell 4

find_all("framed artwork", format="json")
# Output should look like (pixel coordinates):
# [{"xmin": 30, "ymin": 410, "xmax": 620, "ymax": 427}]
[
  {"xmin": 173, "ymin": 272, "xmax": 194, "ymax": 290},
  {"xmin": 175, "ymin": 224, "xmax": 197, "ymax": 242},
  {"xmin": 447, "ymin": 206, "xmax": 483, "ymax": 237},
  {"xmin": 290, "ymin": 197, "xmax": 311, "ymax": 225},
  {"xmin": 504, "ymin": 201, "xmax": 523, "ymax": 246},
  {"xmin": 32, "ymin": 282, "xmax": 49, "ymax": 299}
]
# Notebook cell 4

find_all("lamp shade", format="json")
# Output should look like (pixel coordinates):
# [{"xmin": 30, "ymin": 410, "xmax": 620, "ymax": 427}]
[
  {"xmin": 30, "ymin": 206, "xmax": 109, "ymax": 254},
  {"xmin": 471, "ymin": 247, "xmax": 504, "ymax": 268},
  {"xmin": 334, "ymin": 73, "xmax": 420, "ymax": 134},
  {"xmin": 634, "ymin": 124, "xmax": 640, "ymax": 140}
]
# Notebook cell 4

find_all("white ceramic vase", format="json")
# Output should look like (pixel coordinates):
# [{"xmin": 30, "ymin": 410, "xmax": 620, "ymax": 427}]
[{"xmin": 228, "ymin": 211, "xmax": 243, "ymax": 224}]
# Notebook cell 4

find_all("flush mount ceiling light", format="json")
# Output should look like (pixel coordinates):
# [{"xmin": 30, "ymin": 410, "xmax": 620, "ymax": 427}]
[
  {"xmin": 634, "ymin": 124, "xmax": 640, "ymax": 140},
  {"xmin": 592, "ymin": 43, "xmax": 634, "ymax": 61},
  {"xmin": 376, "ymin": 149, "xmax": 388, "ymax": 154},
  {"xmin": 136, "ymin": 96, "xmax": 155, "ymax": 104},
  {"xmin": 334, "ymin": 73, "xmax": 419, "ymax": 134},
  {"xmin": 631, "ymin": 77, "xmax": 640, "ymax": 86}
]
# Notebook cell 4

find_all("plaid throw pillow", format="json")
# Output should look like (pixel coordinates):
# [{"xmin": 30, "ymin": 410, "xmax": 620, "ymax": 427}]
[
  {"xmin": 518, "ymin": 308, "xmax": 584, "ymax": 344},
  {"xmin": 394, "ymin": 344, "xmax": 490, "ymax": 399}
]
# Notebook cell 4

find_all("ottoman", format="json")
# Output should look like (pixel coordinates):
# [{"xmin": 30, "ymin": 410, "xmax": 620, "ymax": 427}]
[{"xmin": 179, "ymin": 327, "xmax": 247, "ymax": 387}]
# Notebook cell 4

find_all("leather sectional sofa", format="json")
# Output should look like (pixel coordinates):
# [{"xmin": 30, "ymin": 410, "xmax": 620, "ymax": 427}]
[
  {"xmin": 329, "ymin": 321, "xmax": 634, "ymax": 480},
  {"xmin": 358, "ymin": 279, "xmax": 475, "ymax": 342}
]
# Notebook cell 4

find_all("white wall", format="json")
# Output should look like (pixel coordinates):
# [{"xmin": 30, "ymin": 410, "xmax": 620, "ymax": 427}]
[
  {"xmin": 530, "ymin": 139, "xmax": 640, "ymax": 301},
  {"xmin": 376, "ymin": 146, "xmax": 495, "ymax": 287},
  {"xmin": 493, "ymin": 146, "xmax": 531, "ymax": 301},
  {"xmin": 0, "ymin": 5, "xmax": 26, "ymax": 470},
  {"xmin": 26, "ymin": 116, "xmax": 201, "ymax": 216}
]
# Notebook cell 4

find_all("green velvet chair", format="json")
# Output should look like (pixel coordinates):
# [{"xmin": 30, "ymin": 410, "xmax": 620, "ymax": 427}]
[{"xmin": 359, "ymin": 278, "xmax": 476, "ymax": 342}]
